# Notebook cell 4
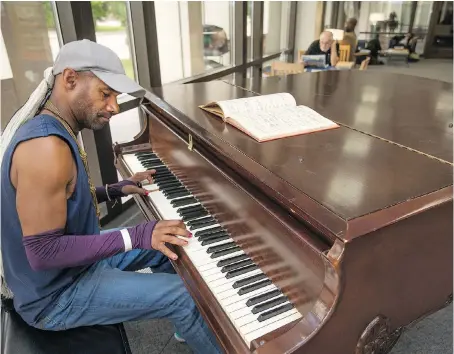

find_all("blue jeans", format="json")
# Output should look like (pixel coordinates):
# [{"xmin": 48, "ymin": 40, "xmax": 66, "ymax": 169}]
[{"xmin": 36, "ymin": 229, "xmax": 222, "ymax": 354}]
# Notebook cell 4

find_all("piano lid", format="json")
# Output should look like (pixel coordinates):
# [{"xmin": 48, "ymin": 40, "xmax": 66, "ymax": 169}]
[
  {"xmin": 145, "ymin": 75, "xmax": 453, "ymax": 242},
  {"xmin": 231, "ymin": 70, "xmax": 454, "ymax": 163}
]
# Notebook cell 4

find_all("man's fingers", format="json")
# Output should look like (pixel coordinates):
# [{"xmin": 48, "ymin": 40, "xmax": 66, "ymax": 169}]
[
  {"xmin": 155, "ymin": 220, "xmax": 186, "ymax": 229},
  {"xmin": 158, "ymin": 244, "xmax": 178, "ymax": 261},
  {"xmin": 161, "ymin": 234, "xmax": 188, "ymax": 246},
  {"xmin": 165, "ymin": 226, "xmax": 191, "ymax": 238}
]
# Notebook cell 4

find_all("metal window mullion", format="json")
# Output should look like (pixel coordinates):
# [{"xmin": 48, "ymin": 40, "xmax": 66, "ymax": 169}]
[
  {"xmin": 287, "ymin": 1, "xmax": 297, "ymax": 62},
  {"xmin": 129, "ymin": 1, "xmax": 161, "ymax": 91},
  {"xmin": 232, "ymin": 1, "xmax": 247, "ymax": 82},
  {"xmin": 251, "ymin": 1, "xmax": 264, "ymax": 78}
]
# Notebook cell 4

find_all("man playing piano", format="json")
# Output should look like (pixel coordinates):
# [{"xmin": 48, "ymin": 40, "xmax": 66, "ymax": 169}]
[{"xmin": 0, "ymin": 40, "xmax": 221, "ymax": 354}]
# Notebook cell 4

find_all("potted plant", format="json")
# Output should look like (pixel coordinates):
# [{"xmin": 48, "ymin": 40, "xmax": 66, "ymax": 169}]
[{"xmin": 387, "ymin": 12, "xmax": 399, "ymax": 32}]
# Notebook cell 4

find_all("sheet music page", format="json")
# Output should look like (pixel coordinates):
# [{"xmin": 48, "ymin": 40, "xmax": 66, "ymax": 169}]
[
  {"xmin": 217, "ymin": 93, "xmax": 296, "ymax": 119},
  {"xmin": 232, "ymin": 105, "xmax": 338, "ymax": 141}
]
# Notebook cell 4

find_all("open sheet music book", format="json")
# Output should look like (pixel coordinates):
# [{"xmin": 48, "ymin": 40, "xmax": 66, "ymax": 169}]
[{"xmin": 199, "ymin": 93, "xmax": 339, "ymax": 142}]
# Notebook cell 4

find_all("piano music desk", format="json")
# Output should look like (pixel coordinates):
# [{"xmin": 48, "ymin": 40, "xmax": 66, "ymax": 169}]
[{"xmin": 114, "ymin": 71, "xmax": 452, "ymax": 354}]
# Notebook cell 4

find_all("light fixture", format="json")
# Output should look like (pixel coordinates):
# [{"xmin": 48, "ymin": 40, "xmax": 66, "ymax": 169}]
[
  {"xmin": 369, "ymin": 13, "xmax": 385, "ymax": 24},
  {"xmin": 326, "ymin": 28, "xmax": 345, "ymax": 41}
]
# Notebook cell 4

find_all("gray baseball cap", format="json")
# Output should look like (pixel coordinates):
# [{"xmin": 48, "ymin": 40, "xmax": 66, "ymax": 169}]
[{"xmin": 53, "ymin": 39, "xmax": 145, "ymax": 97}]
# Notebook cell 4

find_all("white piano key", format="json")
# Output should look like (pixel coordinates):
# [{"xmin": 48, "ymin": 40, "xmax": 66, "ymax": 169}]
[
  {"xmin": 234, "ymin": 302, "xmax": 292, "ymax": 327},
  {"xmin": 224, "ymin": 287, "xmax": 281, "ymax": 312},
  {"xmin": 244, "ymin": 311, "xmax": 303, "ymax": 345},
  {"xmin": 123, "ymin": 152, "xmax": 301, "ymax": 349},
  {"xmin": 240, "ymin": 308, "xmax": 299, "ymax": 335}
]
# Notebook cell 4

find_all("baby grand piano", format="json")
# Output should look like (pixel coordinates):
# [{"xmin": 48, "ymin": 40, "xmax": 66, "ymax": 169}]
[{"xmin": 113, "ymin": 71, "xmax": 453, "ymax": 354}]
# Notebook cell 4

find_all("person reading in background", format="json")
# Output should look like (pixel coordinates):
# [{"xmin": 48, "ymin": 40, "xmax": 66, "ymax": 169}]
[
  {"xmin": 306, "ymin": 31, "xmax": 340, "ymax": 67},
  {"xmin": 0, "ymin": 39, "xmax": 221, "ymax": 354}
]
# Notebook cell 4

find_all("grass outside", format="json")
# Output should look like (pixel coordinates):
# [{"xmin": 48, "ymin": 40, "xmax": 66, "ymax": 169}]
[
  {"xmin": 121, "ymin": 59, "xmax": 134, "ymax": 79},
  {"xmin": 96, "ymin": 25, "xmax": 125, "ymax": 32}
]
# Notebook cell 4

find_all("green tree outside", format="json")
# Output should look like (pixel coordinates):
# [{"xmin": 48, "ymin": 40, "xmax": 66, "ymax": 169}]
[{"xmin": 43, "ymin": 1, "xmax": 127, "ymax": 31}]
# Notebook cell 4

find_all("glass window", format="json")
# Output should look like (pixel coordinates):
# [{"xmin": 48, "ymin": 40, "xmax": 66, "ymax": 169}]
[
  {"xmin": 246, "ymin": 1, "xmax": 253, "ymax": 61},
  {"xmin": 263, "ymin": 1, "xmax": 291, "ymax": 56},
  {"xmin": 438, "ymin": 1, "xmax": 453, "ymax": 25},
  {"xmin": 91, "ymin": 1, "xmax": 136, "ymax": 80},
  {"xmin": 1, "ymin": 1, "xmax": 61, "ymax": 131},
  {"xmin": 155, "ymin": 1, "xmax": 233, "ymax": 84}
]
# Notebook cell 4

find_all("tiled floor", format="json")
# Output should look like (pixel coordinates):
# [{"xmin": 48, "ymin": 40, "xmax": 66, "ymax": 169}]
[{"xmin": 106, "ymin": 59, "xmax": 453, "ymax": 354}]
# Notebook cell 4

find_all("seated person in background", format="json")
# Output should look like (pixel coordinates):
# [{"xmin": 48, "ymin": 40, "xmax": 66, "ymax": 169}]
[
  {"xmin": 341, "ymin": 18, "xmax": 358, "ymax": 62},
  {"xmin": 366, "ymin": 34, "xmax": 383, "ymax": 65},
  {"xmin": 306, "ymin": 31, "xmax": 339, "ymax": 67}
]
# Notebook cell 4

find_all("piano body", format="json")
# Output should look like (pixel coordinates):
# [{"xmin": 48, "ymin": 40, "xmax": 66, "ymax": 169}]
[{"xmin": 113, "ymin": 71, "xmax": 453, "ymax": 354}]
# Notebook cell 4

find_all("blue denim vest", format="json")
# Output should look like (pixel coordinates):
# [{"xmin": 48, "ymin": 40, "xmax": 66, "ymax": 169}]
[{"xmin": 1, "ymin": 114, "xmax": 100, "ymax": 325}]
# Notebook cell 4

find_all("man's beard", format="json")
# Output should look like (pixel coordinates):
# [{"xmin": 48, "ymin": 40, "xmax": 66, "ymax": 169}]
[
  {"xmin": 85, "ymin": 113, "xmax": 108, "ymax": 130},
  {"xmin": 74, "ymin": 95, "xmax": 108, "ymax": 130}
]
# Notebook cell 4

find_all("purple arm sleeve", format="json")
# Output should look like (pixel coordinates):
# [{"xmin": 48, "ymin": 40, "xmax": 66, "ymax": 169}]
[
  {"xmin": 95, "ymin": 180, "xmax": 138, "ymax": 203},
  {"xmin": 22, "ymin": 221, "xmax": 157, "ymax": 271}
]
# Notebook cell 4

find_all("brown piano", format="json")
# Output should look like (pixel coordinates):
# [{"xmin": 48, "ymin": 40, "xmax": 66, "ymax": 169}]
[{"xmin": 113, "ymin": 71, "xmax": 453, "ymax": 354}]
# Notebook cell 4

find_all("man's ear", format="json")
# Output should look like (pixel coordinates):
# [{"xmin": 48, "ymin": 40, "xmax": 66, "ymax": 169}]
[{"xmin": 61, "ymin": 68, "xmax": 79, "ymax": 91}]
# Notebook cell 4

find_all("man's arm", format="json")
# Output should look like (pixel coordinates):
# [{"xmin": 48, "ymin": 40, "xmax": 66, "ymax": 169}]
[{"xmin": 13, "ymin": 136, "xmax": 188, "ymax": 271}]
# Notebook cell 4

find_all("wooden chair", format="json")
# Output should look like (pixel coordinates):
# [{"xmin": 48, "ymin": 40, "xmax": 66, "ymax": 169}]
[
  {"xmin": 270, "ymin": 61, "xmax": 304, "ymax": 76},
  {"xmin": 339, "ymin": 45, "xmax": 350, "ymax": 62},
  {"xmin": 359, "ymin": 57, "xmax": 370, "ymax": 70},
  {"xmin": 297, "ymin": 50, "xmax": 306, "ymax": 62}
]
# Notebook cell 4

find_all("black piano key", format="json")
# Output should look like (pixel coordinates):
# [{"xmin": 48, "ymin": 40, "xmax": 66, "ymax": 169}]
[
  {"xmin": 162, "ymin": 185, "xmax": 186, "ymax": 193},
  {"xmin": 158, "ymin": 184, "xmax": 187, "ymax": 194},
  {"xmin": 158, "ymin": 181, "xmax": 182, "ymax": 189},
  {"xmin": 251, "ymin": 296, "xmax": 288, "ymax": 314},
  {"xmin": 207, "ymin": 242, "xmax": 236, "ymax": 254},
  {"xmin": 142, "ymin": 162, "xmax": 164, "ymax": 168},
  {"xmin": 201, "ymin": 235, "xmax": 230, "ymax": 246},
  {"xmin": 195, "ymin": 226, "xmax": 223, "ymax": 237},
  {"xmin": 171, "ymin": 197, "xmax": 198, "ymax": 207},
  {"xmin": 179, "ymin": 205, "xmax": 204, "ymax": 215},
  {"xmin": 167, "ymin": 191, "xmax": 191, "ymax": 200},
  {"xmin": 221, "ymin": 259, "xmax": 254, "ymax": 273},
  {"xmin": 177, "ymin": 204, "xmax": 204, "ymax": 214},
  {"xmin": 257, "ymin": 303, "xmax": 294, "ymax": 322},
  {"xmin": 163, "ymin": 187, "xmax": 187, "ymax": 196},
  {"xmin": 232, "ymin": 273, "xmax": 267, "ymax": 289},
  {"xmin": 210, "ymin": 246, "xmax": 241, "ymax": 258},
  {"xmin": 226, "ymin": 264, "xmax": 258, "ymax": 279},
  {"xmin": 155, "ymin": 179, "xmax": 179, "ymax": 186},
  {"xmin": 182, "ymin": 211, "xmax": 209, "ymax": 222},
  {"xmin": 198, "ymin": 230, "xmax": 228, "ymax": 241},
  {"xmin": 136, "ymin": 153, "xmax": 156, "ymax": 158},
  {"xmin": 156, "ymin": 180, "xmax": 179, "ymax": 187},
  {"xmin": 217, "ymin": 254, "xmax": 250, "ymax": 267},
  {"xmin": 151, "ymin": 173, "xmax": 172, "ymax": 180},
  {"xmin": 189, "ymin": 220, "xmax": 218, "ymax": 230},
  {"xmin": 246, "ymin": 289, "xmax": 282, "ymax": 307},
  {"xmin": 152, "ymin": 167, "xmax": 170, "ymax": 175},
  {"xmin": 166, "ymin": 190, "xmax": 190, "ymax": 199},
  {"xmin": 155, "ymin": 175, "xmax": 177, "ymax": 182},
  {"xmin": 138, "ymin": 156, "xmax": 160, "ymax": 162},
  {"xmin": 187, "ymin": 216, "xmax": 213, "ymax": 226},
  {"xmin": 153, "ymin": 169, "xmax": 171, "ymax": 175},
  {"xmin": 139, "ymin": 159, "xmax": 161, "ymax": 165},
  {"xmin": 238, "ymin": 279, "xmax": 272, "ymax": 296}
]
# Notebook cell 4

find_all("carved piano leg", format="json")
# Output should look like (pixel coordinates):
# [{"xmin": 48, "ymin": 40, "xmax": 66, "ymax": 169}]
[{"xmin": 355, "ymin": 316, "xmax": 402, "ymax": 354}]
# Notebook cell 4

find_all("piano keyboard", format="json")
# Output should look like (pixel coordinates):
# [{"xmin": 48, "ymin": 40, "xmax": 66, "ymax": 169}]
[{"xmin": 123, "ymin": 151, "xmax": 302, "ymax": 348}]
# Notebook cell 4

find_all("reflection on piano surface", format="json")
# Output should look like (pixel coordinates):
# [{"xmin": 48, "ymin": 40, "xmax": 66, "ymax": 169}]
[{"xmin": 114, "ymin": 72, "xmax": 453, "ymax": 354}]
